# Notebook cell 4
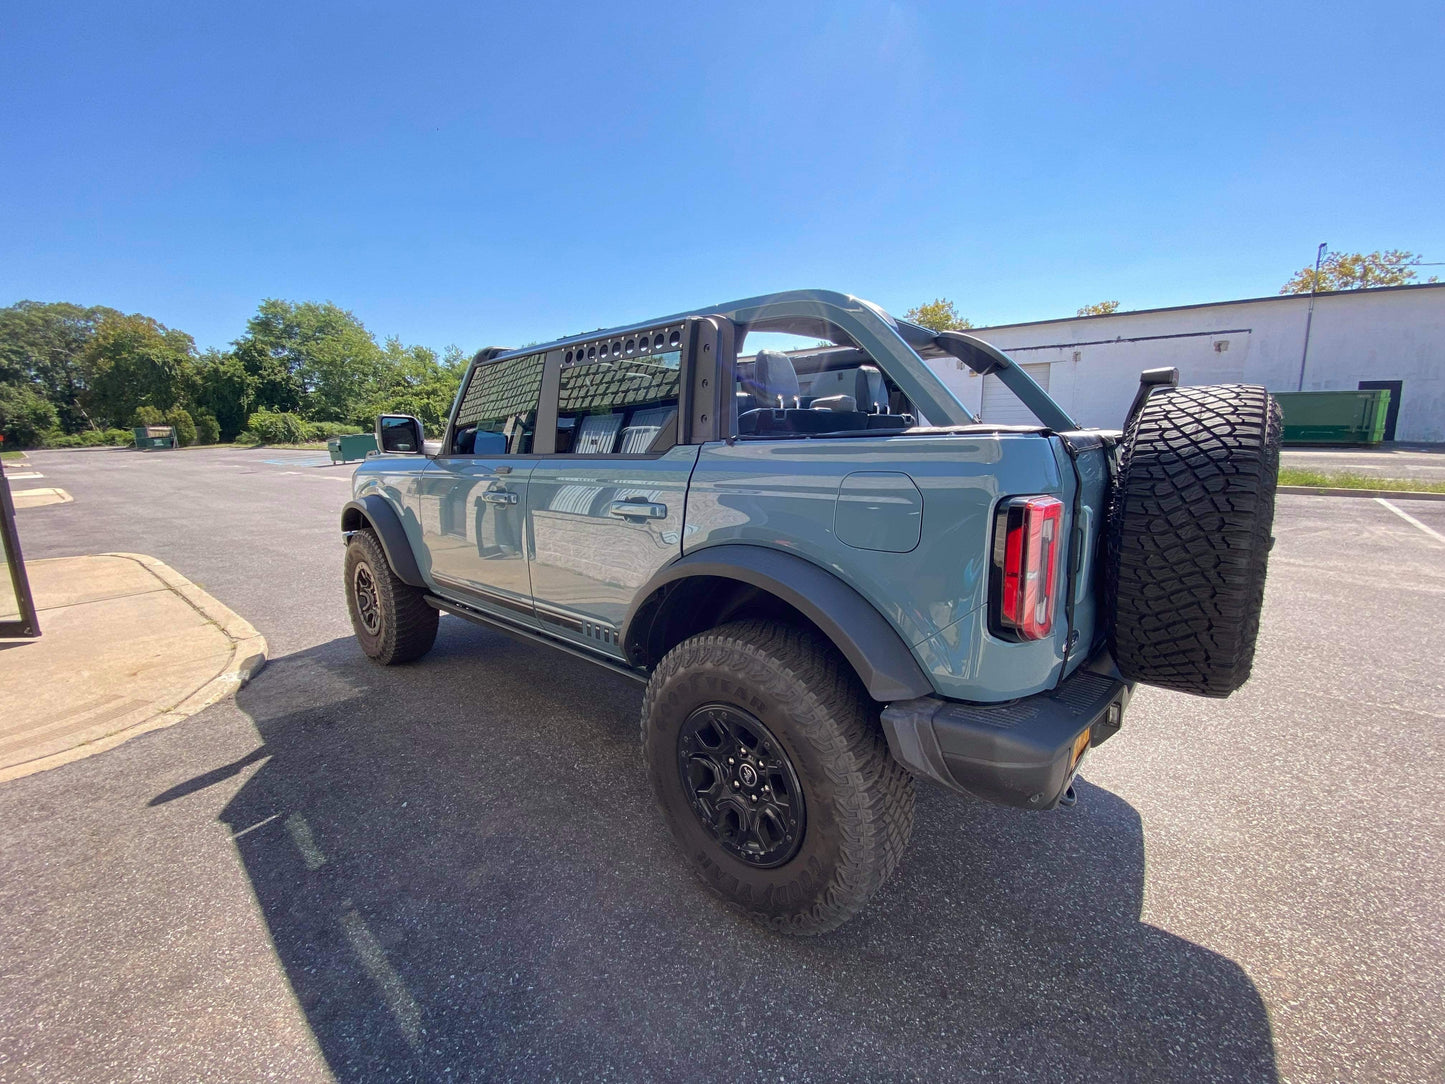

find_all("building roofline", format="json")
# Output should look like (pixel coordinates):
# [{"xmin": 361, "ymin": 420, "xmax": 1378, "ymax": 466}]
[{"xmin": 971, "ymin": 280, "xmax": 1445, "ymax": 333}]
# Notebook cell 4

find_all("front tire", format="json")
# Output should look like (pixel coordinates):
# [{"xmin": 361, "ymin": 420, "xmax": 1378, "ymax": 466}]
[
  {"xmin": 641, "ymin": 620, "xmax": 914, "ymax": 935},
  {"xmin": 344, "ymin": 528, "xmax": 438, "ymax": 665}
]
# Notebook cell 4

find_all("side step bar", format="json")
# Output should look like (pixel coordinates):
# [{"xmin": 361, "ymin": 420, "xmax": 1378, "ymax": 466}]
[{"xmin": 425, "ymin": 594, "xmax": 649, "ymax": 685}]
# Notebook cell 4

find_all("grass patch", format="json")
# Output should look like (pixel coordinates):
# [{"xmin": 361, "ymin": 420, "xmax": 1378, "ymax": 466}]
[
  {"xmin": 1, "ymin": 450, "xmax": 27, "ymax": 460},
  {"xmin": 1278, "ymin": 467, "xmax": 1445, "ymax": 494}
]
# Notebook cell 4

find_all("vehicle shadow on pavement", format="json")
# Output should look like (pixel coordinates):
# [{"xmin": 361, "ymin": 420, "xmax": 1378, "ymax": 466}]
[{"xmin": 162, "ymin": 619, "xmax": 1278, "ymax": 1082}]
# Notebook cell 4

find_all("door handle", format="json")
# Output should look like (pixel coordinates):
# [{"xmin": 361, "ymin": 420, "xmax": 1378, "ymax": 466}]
[
  {"xmin": 481, "ymin": 490, "xmax": 518, "ymax": 506},
  {"xmin": 609, "ymin": 500, "xmax": 667, "ymax": 519}
]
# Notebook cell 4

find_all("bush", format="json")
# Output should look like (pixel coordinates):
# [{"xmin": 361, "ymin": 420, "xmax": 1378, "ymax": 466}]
[
  {"xmin": 305, "ymin": 420, "xmax": 364, "ymax": 441},
  {"xmin": 165, "ymin": 408, "xmax": 197, "ymax": 447},
  {"xmin": 0, "ymin": 385, "xmax": 60, "ymax": 448},
  {"xmin": 133, "ymin": 405, "xmax": 166, "ymax": 426},
  {"xmin": 193, "ymin": 411, "xmax": 220, "ymax": 445},
  {"xmin": 37, "ymin": 427, "xmax": 133, "ymax": 448},
  {"xmin": 244, "ymin": 410, "xmax": 308, "ymax": 444}
]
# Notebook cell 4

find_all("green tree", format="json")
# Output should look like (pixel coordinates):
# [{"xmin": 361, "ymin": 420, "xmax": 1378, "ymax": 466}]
[
  {"xmin": 0, "ymin": 301, "xmax": 120, "ymax": 432},
  {"xmin": 1077, "ymin": 300, "xmax": 1120, "ymax": 316},
  {"xmin": 0, "ymin": 383, "xmax": 60, "ymax": 447},
  {"xmin": 82, "ymin": 314, "xmax": 197, "ymax": 427},
  {"xmin": 361, "ymin": 338, "xmax": 468, "ymax": 433},
  {"xmin": 194, "ymin": 349, "xmax": 256, "ymax": 441},
  {"xmin": 904, "ymin": 298, "xmax": 973, "ymax": 331},
  {"xmin": 233, "ymin": 300, "xmax": 383, "ymax": 421},
  {"xmin": 1280, "ymin": 250, "xmax": 1438, "ymax": 294}
]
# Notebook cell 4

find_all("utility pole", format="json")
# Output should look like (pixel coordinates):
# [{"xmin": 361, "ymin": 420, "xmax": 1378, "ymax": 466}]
[{"xmin": 1297, "ymin": 242, "xmax": 1327, "ymax": 391}]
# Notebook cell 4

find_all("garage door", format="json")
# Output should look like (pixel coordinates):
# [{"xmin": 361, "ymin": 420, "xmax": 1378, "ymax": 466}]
[{"xmin": 981, "ymin": 363, "xmax": 1051, "ymax": 424}]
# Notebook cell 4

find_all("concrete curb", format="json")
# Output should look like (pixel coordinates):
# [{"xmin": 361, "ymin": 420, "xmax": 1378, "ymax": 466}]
[
  {"xmin": 1279, "ymin": 485, "xmax": 1445, "ymax": 502},
  {"xmin": 0, "ymin": 553, "xmax": 268, "ymax": 782},
  {"xmin": 13, "ymin": 487, "xmax": 73, "ymax": 508}
]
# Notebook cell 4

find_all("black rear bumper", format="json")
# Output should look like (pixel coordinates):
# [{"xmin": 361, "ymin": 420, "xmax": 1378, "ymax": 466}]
[{"xmin": 880, "ymin": 667, "xmax": 1133, "ymax": 810}]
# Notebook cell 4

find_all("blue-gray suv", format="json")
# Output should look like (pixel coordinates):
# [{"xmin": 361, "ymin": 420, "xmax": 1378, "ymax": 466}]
[{"xmin": 342, "ymin": 290, "xmax": 1281, "ymax": 933}]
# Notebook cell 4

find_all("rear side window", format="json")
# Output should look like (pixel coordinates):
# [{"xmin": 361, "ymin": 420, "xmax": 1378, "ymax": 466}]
[
  {"xmin": 451, "ymin": 352, "xmax": 545, "ymax": 455},
  {"xmin": 555, "ymin": 347, "xmax": 681, "ymax": 455}
]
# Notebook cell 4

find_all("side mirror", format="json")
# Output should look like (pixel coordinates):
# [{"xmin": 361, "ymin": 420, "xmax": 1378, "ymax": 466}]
[{"xmin": 376, "ymin": 414, "xmax": 426, "ymax": 454}]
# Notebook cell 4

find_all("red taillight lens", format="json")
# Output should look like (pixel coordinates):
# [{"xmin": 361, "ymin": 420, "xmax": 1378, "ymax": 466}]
[{"xmin": 997, "ymin": 495, "xmax": 1064, "ymax": 640}]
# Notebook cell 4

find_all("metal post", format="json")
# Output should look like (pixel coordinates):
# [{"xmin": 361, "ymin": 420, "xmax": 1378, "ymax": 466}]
[{"xmin": 1296, "ymin": 242, "xmax": 1327, "ymax": 391}]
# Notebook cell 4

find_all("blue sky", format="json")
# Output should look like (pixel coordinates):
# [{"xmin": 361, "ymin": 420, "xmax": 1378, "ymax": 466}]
[{"xmin": 2, "ymin": 1, "xmax": 1441, "ymax": 353}]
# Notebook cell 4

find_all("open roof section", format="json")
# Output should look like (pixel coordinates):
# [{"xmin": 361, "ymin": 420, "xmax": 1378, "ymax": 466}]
[{"xmin": 488, "ymin": 289, "xmax": 977, "ymax": 428}]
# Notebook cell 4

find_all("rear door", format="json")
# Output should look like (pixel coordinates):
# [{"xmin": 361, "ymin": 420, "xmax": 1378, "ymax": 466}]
[
  {"xmin": 525, "ymin": 325, "xmax": 699, "ymax": 655},
  {"xmin": 418, "ymin": 350, "xmax": 547, "ymax": 621}
]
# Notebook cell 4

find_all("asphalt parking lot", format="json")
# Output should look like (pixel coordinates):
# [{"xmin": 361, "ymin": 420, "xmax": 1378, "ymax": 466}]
[{"xmin": 2, "ymin": 446, "xmax": 1442, "ymax": 1083}]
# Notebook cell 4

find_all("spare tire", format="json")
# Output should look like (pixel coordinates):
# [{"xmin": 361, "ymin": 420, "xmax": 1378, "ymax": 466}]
[{"xmin": 1106, "ymin": 383, "xmax": 1282, "ymax": 698}]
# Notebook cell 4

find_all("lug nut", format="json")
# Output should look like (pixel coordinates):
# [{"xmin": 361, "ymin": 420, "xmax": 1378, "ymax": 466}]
[
  {"xmin": 750, "ymin": 794, "xmax": 758, "ymax": 801},
  {"xmin": 728, "ymin": 758, "xmax": 735, "ymax": 764},
  {"xmin": 732, "ymin": 781, "xmax": 740, "ymax": 788}
]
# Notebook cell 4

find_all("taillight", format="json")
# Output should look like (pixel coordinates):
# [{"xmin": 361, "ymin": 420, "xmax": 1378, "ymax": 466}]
[{"xmin": 993, "ymin": 495, "xmax": 1064, "ymax": 641}]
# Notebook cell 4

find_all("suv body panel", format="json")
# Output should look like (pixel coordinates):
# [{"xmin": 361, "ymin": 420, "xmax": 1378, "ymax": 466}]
[
  {"xmin": 526, "ymin": 443, "xmax": 701, "ymax": 652},
  {"xmin": 421, "ymin": 456, "xmax": 538, "ymax": 618},
  {"xmin": 685, "ymin": 430, "xmax": 1095, "ymax": 702}
]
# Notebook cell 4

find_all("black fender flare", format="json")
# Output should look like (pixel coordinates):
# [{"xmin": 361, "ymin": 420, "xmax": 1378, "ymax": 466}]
[
  {"xmin": 622, "ymin": 544, "xmax": 933, "ymax": 702},
  {"xmin": 341, "ymin": 495, "xmax": 425, "ymax": 588}
]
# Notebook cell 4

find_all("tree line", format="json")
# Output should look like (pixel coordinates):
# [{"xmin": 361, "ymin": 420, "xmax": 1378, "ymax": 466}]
[{"xmin": 0, "ymin": 299, "xmax": 470, "ymax": 449}]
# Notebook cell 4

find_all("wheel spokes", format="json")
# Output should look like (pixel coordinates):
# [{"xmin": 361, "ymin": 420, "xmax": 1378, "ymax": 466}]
[{"xmin": 675, "ymin": 704, "xmax": 806, "ymax": 868}]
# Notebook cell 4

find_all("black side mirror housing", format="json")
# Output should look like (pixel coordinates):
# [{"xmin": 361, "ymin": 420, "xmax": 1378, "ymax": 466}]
[{"xmin": 376, "ymin": 414, "xmax": 426, "ymax": 454}]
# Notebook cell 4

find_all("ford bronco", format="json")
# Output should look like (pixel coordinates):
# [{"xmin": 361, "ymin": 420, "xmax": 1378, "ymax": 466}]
[{"xmin": 342, "ymin": 289, "xmax": 1281, "ymax": 933}]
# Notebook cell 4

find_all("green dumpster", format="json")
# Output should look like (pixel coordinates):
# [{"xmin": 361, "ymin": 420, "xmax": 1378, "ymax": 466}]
[
  {"xmin": 132, "ymin": 425, "xmax": 176, "ymax": 450},
  {"xmin": 327, "ymin": 433, "xmax": 378, "ymax": 463},
  {"xmin": 1274, "ymin": 389, "xmax": 1390, "ymax": 445}
]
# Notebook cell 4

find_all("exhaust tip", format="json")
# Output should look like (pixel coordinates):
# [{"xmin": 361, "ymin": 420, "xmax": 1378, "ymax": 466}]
[{"xmin": 1057, "ymin": 784, "xmax": 1078, "ymax": 809}]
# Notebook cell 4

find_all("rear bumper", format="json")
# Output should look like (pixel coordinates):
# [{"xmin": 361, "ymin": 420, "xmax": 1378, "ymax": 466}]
[{"xmin": 880, "ymin": 665, "xmax": 1133, "ymax": 810}]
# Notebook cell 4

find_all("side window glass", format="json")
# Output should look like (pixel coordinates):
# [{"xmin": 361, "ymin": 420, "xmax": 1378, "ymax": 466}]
[
  {"xmin": 450, "ymin": 352, "xmax": 545, "ymax": 455},
  {"xmin": 555, "ymin": 342, "xmax": 681, "ymax": 455}
]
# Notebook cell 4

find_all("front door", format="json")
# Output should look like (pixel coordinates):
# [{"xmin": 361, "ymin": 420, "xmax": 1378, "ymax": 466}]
[
  {"xmin": 418, "ymin": 350, "xmax": 547, "ymax": 621},
  {"xmin": 526, "ymin": 335, "xmax": 696, "ymax": 654}
]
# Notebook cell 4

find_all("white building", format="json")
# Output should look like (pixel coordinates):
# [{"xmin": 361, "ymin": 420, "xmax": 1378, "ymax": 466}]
[{"xmin": 933, "ymin": 283, "xmax": 1445, "ymax": 443}]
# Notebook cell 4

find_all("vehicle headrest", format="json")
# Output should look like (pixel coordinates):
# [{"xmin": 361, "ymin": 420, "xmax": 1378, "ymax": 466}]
[
  {"xmin": 855, "ymin": 366, "xmax": 887, "ymax": 412},
  {"xmin": 741, "ymin": 350, "xmax": 801, "ymax": 405}
]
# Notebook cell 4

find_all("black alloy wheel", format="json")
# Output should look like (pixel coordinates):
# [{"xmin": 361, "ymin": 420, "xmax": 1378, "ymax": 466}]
[
  {"xmin": 676, "ymin": 703, "xmax": 806, "ymax": 868},
  {"xmin": 352, "ymin": 562, "xmax": 382, "ymax": 635}
]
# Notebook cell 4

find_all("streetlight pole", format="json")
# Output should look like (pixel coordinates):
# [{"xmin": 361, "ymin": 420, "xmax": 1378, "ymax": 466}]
[{"xmin": 1296, "ymin": 242, "xmax": 1327, "ymax": 391}]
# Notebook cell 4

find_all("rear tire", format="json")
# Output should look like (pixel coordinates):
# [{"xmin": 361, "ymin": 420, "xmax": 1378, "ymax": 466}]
[
  {"xmin": 641, "ymin": 620, "xmax": 914, "ymax": 935},
  {"xmin": 1106, "ymin": 383, "xmax": 1282, "ymax": 697},
  {"xmin": 344, "ymin": 528, "xmax": 438, "ymax": 665}
]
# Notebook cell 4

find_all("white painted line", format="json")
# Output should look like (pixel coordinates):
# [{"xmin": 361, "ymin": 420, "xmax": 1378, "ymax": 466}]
[
  {"xmin": 341, "ymin": 910, "xmax": 422, "ymax": 1048},
  {"xmin": 6, "ymin": 471, "xmax": 43, "ymax": 480},
  {"xmin": 1375, "ymin": 498, "xmax": 1445, "ymax": 545},
  {"xmin": 284, "ymin": 813, "xmax": 327, "ymax": 870}
]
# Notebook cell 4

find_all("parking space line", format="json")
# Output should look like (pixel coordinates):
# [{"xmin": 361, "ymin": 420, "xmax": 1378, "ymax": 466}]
[{"xmin": 1375, "ymin": 498, "xmax": 1445, "ymax": 544}]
